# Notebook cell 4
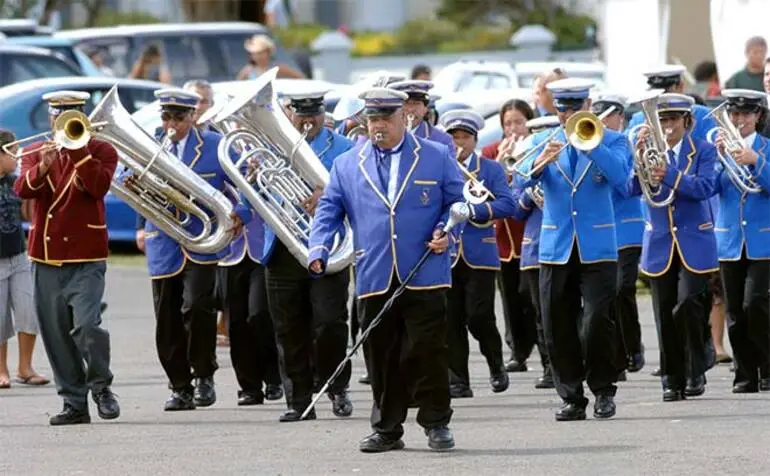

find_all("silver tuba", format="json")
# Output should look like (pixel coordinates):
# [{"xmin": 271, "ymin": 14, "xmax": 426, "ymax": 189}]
[
  {"xmin": 705, "ymin": 101, "xmax": 761, "ymax": 194},
  {"xmin": 627, "ymin": 90, "xmax": 675, "ymax": 208},
  {"xmin": 92, "ymin": 86, "xmax": 235, "ymax": 254},
  {"xmin": 213, "ymin": 67, "xmax": 355, "ymax": 274}
]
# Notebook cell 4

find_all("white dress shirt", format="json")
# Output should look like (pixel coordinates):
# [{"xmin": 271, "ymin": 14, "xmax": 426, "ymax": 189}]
[
  {"xmin": 669, "ymin": 139, "xmax": 683, "ymax": 165},
  {"xmin": 743, "ymin": 131, "xmax": 757, "ymax": 150},
  {"xmin": 169, "ymin": 131, "xmax": 189, "ymax": 162},
  {"xmin": 385, "ymin": 137, "xmax": 404, "ymax": 204}
]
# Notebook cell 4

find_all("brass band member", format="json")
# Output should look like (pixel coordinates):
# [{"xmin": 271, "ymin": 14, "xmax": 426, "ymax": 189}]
[
  {"xmin": 713, "ymin": 89, "xmax": 770, "ymax": 392},
  {"xmin": 388, "ymin": 80, "xmax": 455, "ymax": 151},
  {"xmin": 630, "ymin": 93, "xmax": 718, "ymax": 401},
  {"xmin": 518, "ymin": 78, "xmax": 630, "ymax": 421},
  {"xmin": 442, "ymin": 110, "xmax": 517, "ymax": 398},
  {"xmin": 14, "ymin": 91, "xmax": 120, "ymax": 425}
]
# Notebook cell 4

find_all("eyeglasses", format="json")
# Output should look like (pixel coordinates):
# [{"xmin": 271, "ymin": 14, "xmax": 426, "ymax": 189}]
[
  {"xmin": 554, "ymin": 100, "xmax": 586, "ymax": 112},
  {"xmin": 161, "ymin": 111, "xmax": 189, "ymax": 122}
]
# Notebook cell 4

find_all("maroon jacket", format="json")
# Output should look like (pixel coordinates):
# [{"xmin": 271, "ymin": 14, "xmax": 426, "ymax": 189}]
[{"xmin": 481, "ymin": 140, "xmax": 524, "ymax": 262}]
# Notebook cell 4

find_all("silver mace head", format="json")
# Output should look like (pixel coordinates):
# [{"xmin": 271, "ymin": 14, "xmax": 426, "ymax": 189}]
[{"xmin": 444, "ymin": 202, "xmax": 471, "ymax": 233}]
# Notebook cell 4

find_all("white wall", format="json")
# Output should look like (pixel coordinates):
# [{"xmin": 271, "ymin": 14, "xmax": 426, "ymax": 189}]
[{"xmin": 710, "ymin": 0, "xmax": 770, "ymax": 85}]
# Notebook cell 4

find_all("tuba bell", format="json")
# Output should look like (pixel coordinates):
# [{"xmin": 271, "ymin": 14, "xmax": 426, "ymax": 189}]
[
  {"xmin": 705, "ymin": 101, "xmax": 761, "ymax": 194},
  {"xmin": 91, "ymin": 86, "xmax": 235, "ymax": 254},
  {"xmin": 212, "ymin": 67, "xmax": 355, "ymax": 274}
]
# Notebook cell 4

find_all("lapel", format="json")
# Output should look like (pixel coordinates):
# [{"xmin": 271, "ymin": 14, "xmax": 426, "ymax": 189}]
[
  {"xmin": 313, "ymin": 128, "xmax": 334, "ymax": 160},
  {"xmin": 753, "ymin": 133, "xmax": 767, "ymax": 158},
  {"xmin": 552, "ymin": 129, "xmax": 574, "ymax": 186},
  {"xmin": 357, "ymin": 140, "xmax": 390, "ymax": 208},
  {"xmin": 416, "ymin": 121, "xmax": 428, "ymax": 139},
  {"xmin": 183, "ymin": 128, "xmax": 203, "ymax": 170},
  {"xmin": 573, "ymin": 148, "xmax": 593, "ymax": 188},
  {"xmin": 467, "ymin": 152, "xmax": 480, "ymax": 176},
  {"xmin": 392, "ymin": 132, "xmax": 421, "ymax": 209},
  {"xmin": 678, "ymin": 133, "xmax": 696, "ymax": 174}
]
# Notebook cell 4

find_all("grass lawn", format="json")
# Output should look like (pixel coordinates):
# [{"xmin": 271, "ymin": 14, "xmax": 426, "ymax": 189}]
[{"xmin": 107, "ymin": 243, "xmax": 145, "ymax": 267}]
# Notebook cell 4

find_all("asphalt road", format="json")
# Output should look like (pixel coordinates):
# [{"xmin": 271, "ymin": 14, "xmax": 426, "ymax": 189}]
[{"xmin": 1, "ymin": 264, "xmax": 768, "ymax": 476}]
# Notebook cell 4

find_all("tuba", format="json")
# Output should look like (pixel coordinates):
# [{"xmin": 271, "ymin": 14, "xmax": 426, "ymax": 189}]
[
  {"xmin": 92, "ymin": 86, "xmax": 235, "ymax": 254},
  {"xmin": 627, "ymin": 90, "xmax": 675, "ymax": 208},
  {"xmin": 705, "ymin": 101, "xmax": 761, "ymax": 194},
  {"xmin": 213, "ymin": 67, "xmax": 355, "ymax": 274}
]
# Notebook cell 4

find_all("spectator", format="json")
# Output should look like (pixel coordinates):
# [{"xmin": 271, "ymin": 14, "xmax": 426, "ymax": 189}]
[
  {"xmin": 264, "ymin": 0, "xmax": 294, "ymax": 28},
  {"xmin": 128, "ymin": 44, "xmax": 172, "ymax": 84},
  {"xmin": 693, "ymin": 61, "xmax": 720, "ymax": 98},
  {"xmin": 411, "ymin": 64, "xmax": 432, "ymax": 81},
  {"xmin": 237, "ymin": 34, "xmax": 304, "ymax": 80},
  {"xmin": 532, "ymin": 68, "xmax": 567, "ymax": 117},
  {"xmin": 724, "ymin": 36, "xmax": 767, "ymax": 91},
  {"xmin": 85, "ymin": 47, "xmax": 114, "ymax": 77}
]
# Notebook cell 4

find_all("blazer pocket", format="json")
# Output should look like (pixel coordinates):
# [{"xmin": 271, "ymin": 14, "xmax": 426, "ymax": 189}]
[
  {"xmin": 593, "ymin": 223, "xmax": 615, "ymax": 229},
  {"xmin": 698, "ymin": 222, "xmax": 714, "ymax": 230},
  {"xmin": 542, "ymin": 224, "xmax": 557, "ymax": 230},
  {"xmin": 759, "ymin": 228, "xmax": 770, "ymax": 233},
  {"xmin": 714, "ymin": 227, "xmax": 729, "ymax": 232},
  {"xmin": 87, "ymin": 224, "xmax": 107, "ymax": 229},
  {"xmin": 145, "ymin": 231, "xmax": 159, "ymax": 239},
  {"xmin": 355, "ymin": 249, "xmax": 366, "ymax": 258},
  {"xmin": 199, "ymin": 173, "xmax": 216, "ymax": 179},
  {"xmin": 482, "ymin": 237, "xmax": 497, "ymax": 244},
  {"xmin": 522, "ymin": 237, "xmax": 532, "ymax": 245},
  {"xmin": 413, "ymin": 180, "xmax": 437, "ymax": 185},
  {"xmin": 621, "ymin": 218, "xmax": 644, "ymax": 224}
]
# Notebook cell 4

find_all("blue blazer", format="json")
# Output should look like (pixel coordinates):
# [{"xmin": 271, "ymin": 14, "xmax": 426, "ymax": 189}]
[
  {"xmin": 140, "ymin": 128, "xmax": 250, "ymax": 278},
  {"xmin": 629, "ymin": 134, "xmax": 719, "ymax": 276},
  {"xmin": 414, "ymin": 121, "xmax": 456, "ymax": 154},
  {"xmin": 262, "ymin": 127, "xmax": 353, "ymax": 266},
  {"xmin": 219, "ymin": 184, "xmax": 265, "ymax": 266},
  {"xmin": 613, "ymin": 147, "xmax": 644, "ymax": 249},
  {"xmin": 715, "ymin": 134, "xmax": 770, "ymax": 261},
  {"xmin": 308, "ymin": 132, "xmax": 465, "ymax": 298},
  {"xmin": 511, "ymin": 181, "xmax": 542, "ymax": 270},
  {"xmin": 627, "ymin": 103, "xmax": 717, "ymax": 143},
  {"xmin": 449, "ymin": 153, "xmax": 517, "ymax": 270},
  {"xmin": 519, "ymin": 127, "xmax": 631, "ymax": 264}
]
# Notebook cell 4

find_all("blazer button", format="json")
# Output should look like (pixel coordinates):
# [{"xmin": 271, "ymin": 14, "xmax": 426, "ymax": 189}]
[
  {"xmin": 45, "ymin": 236, "xmax": 51, "ymax": 241},
  {"xmin": 47, "ymin": 214, "xmax": 53, "ymax": 219},
  {"xmin": 672, "ymin": 226, "xmax": 678, "ymax": 232},
  {"xmin": 742, "ymin": 221, "xmax": 748, "ymax": 226},
  {"xmin": 572, "ymin": 211, "xmax": 577, "ymax": 216},
  {"xmin": 392, "ymin": 234, "xmax": 397, "ymax": 239},
  {"xmin": 572, "ymin": 188, "xmax": 577, "ymax": 193}
]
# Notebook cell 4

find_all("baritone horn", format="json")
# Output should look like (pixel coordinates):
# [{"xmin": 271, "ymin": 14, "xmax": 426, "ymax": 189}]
[
  {"xmin": 213, "ymin": 67, "xmax": 354, "ymax": 274},
  {"xmin": 705, "ymin": 101, "xmax": 761, "ymax": 194},
  {"xmin": 91, "ymin": 86, "xmax": 235, "ymax": 254},
  {"xmin": 2, "ymin": 110, "xmax": 107, "ymax": 158}
]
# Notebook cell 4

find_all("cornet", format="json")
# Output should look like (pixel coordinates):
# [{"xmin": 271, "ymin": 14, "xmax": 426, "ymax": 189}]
[
  {"xmin": 705, "ymin": 101, "xmax": 761, "ymax": 194},
  {"xmin": 2, "ymin": 110, "xmax": 107, "ymax": 159},
  {"xmin": 407, "ymin": 113, "xmax": 415, "ymax": 131}
]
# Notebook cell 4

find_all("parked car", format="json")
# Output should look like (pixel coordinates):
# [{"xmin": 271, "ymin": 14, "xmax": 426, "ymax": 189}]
[
  {"xmin": 432, "ymin": 60, "xmax": 519, "ymax": 95},
  {"xmin": 55, "ymin": 22, "xmax": 301, "ymax": 86},
  {"xmin": 0, "ymin": 76, "xmax": 168, "ymax": 243},
  {"xmin": 0, "ymin": 19, "xmax": 52, "ymax": 37},
  {"xmin": 0, "ymin": 44, "xmax": 83, "ymax": 87},
  {"xmin": 513, "ymin": 61, "xmax": 607, "ymax": 89},
  {"xmin": 7, "ymin": 36, "xmax": 101, "ymax": 76}
]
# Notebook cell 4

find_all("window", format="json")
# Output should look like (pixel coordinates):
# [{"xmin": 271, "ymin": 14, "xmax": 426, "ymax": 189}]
[
  {"xmin": 487, "ymin": 74, "xmax": 512, "ymax": 90},
  {"xmin": 76, "ymin": 38, "xmax": 131, "ymax": 77},
  {"xmin": 4, "ymin": 54, "xmax": 80, "ymax": 86},
  {"xmin": 220, "ymin": 35, "xmax": 252, "ymax": 78},
  {"xmin": 160, "ymin": 36, "xmax": 211, "ymax": 82},
  {"xmin": 456, "ymin": 73, "xmax": 491, "ymax": 92}
]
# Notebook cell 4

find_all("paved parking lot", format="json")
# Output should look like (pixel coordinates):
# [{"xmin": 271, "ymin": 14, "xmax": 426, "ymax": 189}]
[{"xmin": 0, "ymin": 265, "xmax": 768, "ymax": 475}]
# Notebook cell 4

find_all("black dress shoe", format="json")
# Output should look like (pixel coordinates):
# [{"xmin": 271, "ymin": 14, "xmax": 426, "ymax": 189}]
[
  {"xmin": 92, "ymin": 387, "xmax": 120, "ymax": 420},
  {"xmin": 651, "ymin": 367, "xmax": 662, "ymax": 377},
  {"xmin": 194, "ymin": 376, "xmax": 216, "ymax": 407},
  {"xmin": 760, "ymin": 378, "xmax": 770, "ymax": 391},
  {"xmin": 50, "ymin": 404, "xmax": 91, "ymax": 426},
  {"xmin": 279, "ymin": 408, "xmax": 317, "ymax": 422},
  {"xmin": 505, "ymin": 360, "xmax": 528, "ymax": 372},
  {"xmin": 329, "ymin": 391, "xmax": 353, "ymax": 417},
  {"xmin": 593, "ymin": 395, "xmax": 616, "ymax": 419},
  {"xmin": 555, "ymin": 402, "xmax": 586, "ymax": 422},
  {"xmin": 165, "ymin": 390, "xmax": 196, "ymax": 411},
  {"xmin": 662, "ymin": 387, "xmax": 685, "ymax": 402},
  {"xmin": 684, "ymin": 375, "xmax": 706, "ymax": 397},
  {"xmin": 238, "ymin": 390, "xmax": 264, "ymax": 406},
  {"xmin": 535, "ymin": 373, "xmax": 555, "ymax": 389},
  {"xmin": 100, "ymin": 302, "xmax": 108, "ymax": 314},
  {"xmin": 265, "ymin": 384, "xmax": 283, "ymax": 401},
  {"xmin": 359, "ymin": 433, "xmax": 405, "ymax": 453},
  {"xmin": 426, "ymin": 426, "xmax": 455, "ymax": 451},
  {"xmin": 449, "ymin": 383, "xmax": 473, "ymax": 399},
  {"xmin": 490, "ymin": 370, "xmax": 509, "ymax": 393},
  {"xmin": 358, "ymin": 373, "xmax": 370, "ymax": 385},
  {"xmin": 627, "ymin": 352, "xmax": 645, "ymax": 373},
  {"xmin": 617, "ymin": 371, "xmax": 627, "ymax": 382},
  {"xmin": 732, "ymin": 381, "xmax": 759, "ymax": 393}
]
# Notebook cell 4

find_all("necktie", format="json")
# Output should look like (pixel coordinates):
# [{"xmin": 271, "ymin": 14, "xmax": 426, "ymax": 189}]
[
  {"xmin": 667, "ymin": 149, "xmax": 676, "ymax": 167},
  {"xmin": 568, "ymin": 146, "xmax": 578, "ymax": 175},
  {"xmin": 374, "ymin": 142, "xmax": 404, "ymax": 195},
  {"xmin": 170, "ymin": 141, "xmax": 180, "ymax": 159}
]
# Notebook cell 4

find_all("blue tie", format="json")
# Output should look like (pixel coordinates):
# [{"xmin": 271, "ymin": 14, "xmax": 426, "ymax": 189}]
[
  {"xmin": 667, "ymin": 149, "xmax": 676, "ymax": 167},
  {"xmin": 170, "ymin": 141, "xmax": 179, "ymax": 158},
  {"xmin": 568, "ymin": 147, "xmax": 579, "ymax": 175},
  {"xmin": 374, "ymin": 142, "xmax": 404, "ymax": 195}
]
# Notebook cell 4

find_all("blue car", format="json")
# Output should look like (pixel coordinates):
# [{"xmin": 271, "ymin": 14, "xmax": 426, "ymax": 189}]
[
  {"xmin": 6, "ymin": 36, "xmax": 102, "ymax": 76},
  {"xmin": 0, "ymin": 76, "xmax": 167, "ymax": 243}
]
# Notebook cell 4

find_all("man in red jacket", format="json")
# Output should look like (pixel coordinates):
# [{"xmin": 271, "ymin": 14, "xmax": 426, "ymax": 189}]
[{"xmin": 13, "ymin": 90, "xmax": 120, "ymax": 426}]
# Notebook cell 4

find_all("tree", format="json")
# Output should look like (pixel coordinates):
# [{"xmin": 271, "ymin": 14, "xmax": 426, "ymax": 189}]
[
  {"xmin": 179, "ymin": 0, "xmax": 266, "ymax": 23},
  {"xmin": 438, "ymin": 0, "xmax": 558, "ymax": 28}
]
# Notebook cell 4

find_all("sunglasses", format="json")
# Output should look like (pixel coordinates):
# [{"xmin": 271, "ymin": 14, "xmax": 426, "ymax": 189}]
[
  {"xmin": 554, "ymin": 99, "xmax": 586, "ymax": 112},
  {"xmin": 161, "ymin": 111, "xmax": 189, "ymax": 122}
]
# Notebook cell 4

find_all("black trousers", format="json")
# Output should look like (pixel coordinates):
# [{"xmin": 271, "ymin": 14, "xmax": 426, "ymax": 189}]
[
  {"xmin": 614, "ymin": 247, "xmax": 643, "ymax": 361},
  {"xmin": 720, "ymin": 252, "xmax": 770, "ymax": 386},
  {"xmin": 540, "ymin": 247, "xmax": 618, "ymax": 406},
  {"xmin": 359, "ymin": 278, "xmax": 452, "ymax": 439},
  {"xmin": 521, "ymin": 268, "xmax": 550, "ymax": 369},
  {"xmin": 447, "ymin": 260, "xmax": 504, "ymax": 385},
  {"xmin": 498, "ymin": 258, "xmax": 538, "ymax": 363},
  {"xmin": 265, "ymin": 242, "xmax": 351, "ymax": 409},
  {"xmin": 219, "ymin": 259, "xmax": 281, "ymax": 395},
  {"xmin": 152, "ymin": 262, "xmax": 218, "ymax": 391},
  {"xmin": 649, "ymin": 254, "xmax": 711, "ymax": 390}
]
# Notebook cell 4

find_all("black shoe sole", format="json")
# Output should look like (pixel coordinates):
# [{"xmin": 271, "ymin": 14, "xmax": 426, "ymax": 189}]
[
  {"xmin": 50, "ymin": 416, "xmax": 91, "ymax": 426},
  {"xmin": 238, "ymin": 399, "xmax": 264, "ymax": 406},
  {"xmin": 555, "ymin": 413, "xmax": 587, "ymax": 422},
  {"xmin": 97, "ymin": 409, "xmax": 120, "ymax": 420},
  {"xmin": 594, "ymin": 409, "xmax": 616, "ymax": 419},
  {"xmin": 359, "ymin": 440, "xmax": 405, "ymax": 453},
  {"xmin": 265, "ymin": 393, "xmax": 283, "ymax": 401},
  {"xmin": 683, "ymin": 388, "xmax": 705, "ymax": 397},
  {"xmin": 428, "ymin": 439, "xmax": 455, "ymax": 451},
  {"xmin": 535, "ymin": 382, "xmax": 555, "ymax": 389},
  {"xmin": 194, "ymin": 398, "xmax": 216, "ymax": 407},
  {"xmin": 164, "ymin": 404, "xmax": 196, "ymax": 411}
]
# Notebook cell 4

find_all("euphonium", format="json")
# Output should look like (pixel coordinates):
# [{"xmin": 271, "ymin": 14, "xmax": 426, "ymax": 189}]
[
  {"xmin": 705, "ymin": 101, "xmax": 761, "ymax": 194},
  {"xmin": 212, "ymin": 67, "xmax": 355, "ymax": 274},
  {"xmin": 91, "ymin": 86, "xmax": 235, "ymax": 254},
  {"xmin": 627, "ymin": 90, "xmax": 675, "ymax": 208}
]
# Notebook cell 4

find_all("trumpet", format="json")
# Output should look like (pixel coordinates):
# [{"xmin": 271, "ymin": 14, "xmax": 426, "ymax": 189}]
[
  {"xmin": 628, "ymin": 90, "xmax": 675, "ymax": 208},
  {"xmin": 509, "ymin": 107, "xmax": 615, "ymax": 178},
  {"xmin": 2, "ymin": 110, "xmax": 107, "ymax": 158},
  {"xmin": 407, "ymin": 113, "xmax": 415, "ymax": 131},
  {"xmin": 705, "ymin": 101, "xmax": 761, "ymax": 194},
  {"xmin": 455, "ymin": 147, "xmax": 495, "ymax": 204}
]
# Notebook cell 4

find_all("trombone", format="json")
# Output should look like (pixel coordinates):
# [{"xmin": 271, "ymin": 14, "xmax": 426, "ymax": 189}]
[
  {"xmin": 508, "ymin": 106, "xmax": 616, "ymax": 178},
  {"xmin": 1, "ymin": 110, "xmax": 107, "ymax": 158}
]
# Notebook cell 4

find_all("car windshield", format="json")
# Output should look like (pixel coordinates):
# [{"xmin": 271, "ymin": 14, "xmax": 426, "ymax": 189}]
[
  {"xmin": 517, "ymin": 71, "xmax": 606, "ymax": 89},
  {"xmin": 5, "ymin": 54, "xmax": 81, "ymax": 85},
  {"xmin": 43, "ymin": 46, "xmax": 79, "ymax": 66}
]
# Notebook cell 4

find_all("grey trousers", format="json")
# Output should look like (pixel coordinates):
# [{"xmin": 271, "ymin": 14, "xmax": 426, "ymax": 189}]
[{"xmin": 33, "ymin": 261, "xmax": 113, "ymax": 411}]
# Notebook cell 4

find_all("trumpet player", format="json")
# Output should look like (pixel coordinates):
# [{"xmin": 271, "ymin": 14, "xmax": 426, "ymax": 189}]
[
  {"xmin": 263, "ymin": 88, "xmax": 354, "ymax": 422},
  {"xmin": 629, "ymin": 93, "xmax": 718, "ymax": 402},
  {"xmin": 593, "ymin": 92, "xmax": 646, "ymax": 375},
  {"xmin": 712, "ymin": 89, "xmax": 770, "ymax": 393},
  {"xmin": 440, "ymin": 110, "xmax": 516, "ymax": 398},
  {"xmin": 509, "ymin": 115, "xmax": 562, "ymax": 390},
  {"xmin": 13, "ymin": 91, "xmax": 120, "ymax": 425},
  {"xmin": 388, "ymin": 80, "xmax": 455, "ymax": 152},
  {"xmin": 131, "ymin": 88, "xmax": 250, "ymax": 411},
  {"xmin": 518, "ymin": 78, "xmax": 631, "ymax": 421}
]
